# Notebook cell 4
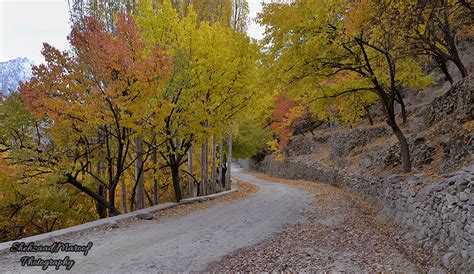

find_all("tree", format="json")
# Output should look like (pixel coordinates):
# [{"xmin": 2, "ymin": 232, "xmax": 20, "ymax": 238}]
[
  {"xmin": 0, "ymin": 93, "xmax": 98, "ymax": 241},
  {"xmin": 402, "ymin": 0, "xmax": 472, "ymax": 82},
  {"xmin": 258, "ymin": 0, "xmax": 432, "ymax": 172},
  {"xmin": 233, "ymin": 118, "xmax": 272, "ymax": 159},
  {"xmin": 266, "ymin": 95, "xmax": 300, "ymax": 155},
  {"xmin": 231, "ymin": 0, "xmax": 250, "ymax": 33},
  {"xmin": 134, "ymin": 0, "xmax": 258, "ymax": 198},
  {"xmin": 67, "ymin": 0, "xmax": 137, "ymax": 32},
  {"xmin": 19, "ymin": 13, "xmax": 172, "ymax": 216}
]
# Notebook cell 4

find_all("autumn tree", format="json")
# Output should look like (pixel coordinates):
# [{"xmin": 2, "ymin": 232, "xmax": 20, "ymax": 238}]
[
  {"xmin": 269, "ymin": 95, "xmax": 299, "ymax": 150},
  {"xmin": 69, "ymin": 0, "xmax": 250, "ymax": 36},
  {"xmin": 0, "ymin": 93, "xmax": 99, "ymax": 241},
  {"xmin": 259, "ymin": 0, "xmax": 432, "ymax": 172},
  {"xmin": 19, "ymin": 13, "xmax": 172, "ymax": 216},
  {"xmin": 388, "ymin": 0, "xmax": 472, "ymax": 85},
  {"xmin": 134, "ymin": 0, "xmax": 258, "ymax": 198},
  {"xmin": 68, "ymin": 0, "xmax": 137, "ymax": 31},
  {"xmin": 231, "ymin": 0, "xmax": 250, "ymax": 33}
]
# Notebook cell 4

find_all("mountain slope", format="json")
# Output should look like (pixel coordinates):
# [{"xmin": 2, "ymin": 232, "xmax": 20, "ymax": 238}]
[{"xmin": 0, "ymin": 57, "xmax": 34, "ymax": 96}]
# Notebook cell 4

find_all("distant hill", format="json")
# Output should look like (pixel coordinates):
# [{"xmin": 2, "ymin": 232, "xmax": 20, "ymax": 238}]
[{"xmin": 0, "ymin": 57, "xmax": 34, "ymax": 96}]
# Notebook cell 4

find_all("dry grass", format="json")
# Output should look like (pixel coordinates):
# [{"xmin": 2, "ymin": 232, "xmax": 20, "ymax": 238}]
[
  {"xmin": 461, "ymin": 120, "xmax": 474, "ymax": 131},
  {"xmin": 312, "ymin": 144, "xmax": 333, "ymax": 168}
]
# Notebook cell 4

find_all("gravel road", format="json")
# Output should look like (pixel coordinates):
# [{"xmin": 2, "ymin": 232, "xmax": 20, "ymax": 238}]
[{"xmin": 0, "ymin": 167, "xmax": 314, "ymax": 273}]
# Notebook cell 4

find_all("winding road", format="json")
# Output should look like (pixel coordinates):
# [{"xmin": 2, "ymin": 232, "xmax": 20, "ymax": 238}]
[{"xmin": 0, "ymin": 167, "xmax": 314, "ymax": 273}]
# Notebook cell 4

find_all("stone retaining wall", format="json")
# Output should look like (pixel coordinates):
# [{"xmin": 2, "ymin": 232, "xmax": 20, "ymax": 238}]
[{"xmin": 257, "ymin": 155, "xmax": 474, "ymax": 271}]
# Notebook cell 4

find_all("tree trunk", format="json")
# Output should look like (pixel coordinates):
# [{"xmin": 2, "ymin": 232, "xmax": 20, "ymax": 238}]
[
  {"xmin": 395, "ymin": 90, "xmax": 407, "ymax": 126},
  {"xmin": 188, "ymin": 146, "xmax": 194, "ymax": 197},
  {"xmin": 450, "ymin": 43, "xmax": 469, "ymax": 78},
  {"xmin": 442, "ymin": 1, "xmax": 468, "ymax": 78},
  {"xmin": 388, "ymin": 121, "xmax": 411, "ymax": 173},
  {"xmin": 121, "ymin": 175, "xmax": 128, "ymax": 213},
  {"xmin": 364, "ymin": 106, "xmax": 374, "ymax": 126},
  {"xmin": 95, "ymin": 160, "xmax": 107, "ymax": 218},
  {"xmin": 225, "ymin": 132, "xmax": 232, "ymax": 190},
  {"xmin": 200, "ymin": 140, "xmax": 208, "ymax": 195},
  {"xmin": 135, "ymin": 135, "xmax": 145, "ymax": 210},
  {"xmin": 151, "ymin": 138, "xmax": 159, "ymax": 205},
  {"xmin": 451, "ymin": 52, "xmax": 469, "ymax": 78},
  {"xmin": 108, "ymin": 184, "xmax": 119, "ymax": 216},
  {"xmin": 400, "ymin": 103, "xmax": 407, "ymax": 126},
  {"xmin": 436, "ymin": 57, "xmax": 454, "ymax": 84},
  {"xmin": 96, "ymin": 184, "xmax": 107, "ymax": 218},
  {"xmin": 200, "ymin": 143, "xmax": 205, "ymax": 196},
  {"xmin": 211, "ymin": 135, "xmax": 217, "ymax": 194},
  {"xmin": 205, "ymin": 138, "xmax": 209, "ymax": 194},
  {"xmin": 218, "ymin": 137, "xmax": 223, "ymax": 192},
  {"xmin": 171, "ymin": 164, "xmax": 182, "ymax": 202}
]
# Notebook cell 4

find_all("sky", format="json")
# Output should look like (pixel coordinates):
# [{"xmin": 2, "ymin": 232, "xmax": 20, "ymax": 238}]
[{"xmin": 0, "ymin": 0, "xmax": 267, "ymax": 65}]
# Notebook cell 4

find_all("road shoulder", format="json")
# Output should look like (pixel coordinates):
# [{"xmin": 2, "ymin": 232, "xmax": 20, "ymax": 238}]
[{"xmin": 208, "ymin": 173, "xmax": 434, "ymax": 272}]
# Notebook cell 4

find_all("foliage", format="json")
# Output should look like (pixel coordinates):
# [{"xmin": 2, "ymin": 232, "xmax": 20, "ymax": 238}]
[
  {"xmin": 269, "ymin": 95, "xmax": 299, "ymax": 149},
  {"xmin": 257, "ymin": 0, "xmax": 438, "ymax": 172},
  {"xmin": 233, "ymin": 119, "xmax": 272, "ymax": 159},
  {"xmin": 133, "ymin": 0, "xmax": 259, "ymax": 199},
  {"xmin": 3, "ymin": 0, "xmax": 469, "ymax": 242},
  {"xmin": 18, "ymin": 12, "xmax": 172, "ymax": 216}
]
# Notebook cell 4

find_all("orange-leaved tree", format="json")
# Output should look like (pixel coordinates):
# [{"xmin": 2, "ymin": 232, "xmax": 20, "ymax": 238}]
[
  {"xmin": 268, "ymin": 95, "xmax": 300, "ymax": 157},
  {"xmin": 19, "ymin": 13, "xmax": 173, "ymax": 216}
]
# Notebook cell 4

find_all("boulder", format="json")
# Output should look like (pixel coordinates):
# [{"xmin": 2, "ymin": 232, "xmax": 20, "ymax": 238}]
[{"xmin": 138, "ymin": 212, "xmax": 153, "ymax": 220}]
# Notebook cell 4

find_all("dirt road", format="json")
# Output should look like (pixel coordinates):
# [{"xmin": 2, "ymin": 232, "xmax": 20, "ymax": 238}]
[{"xmin": 0, "ymin": 167, "xmax": 314, "ymax": 273}]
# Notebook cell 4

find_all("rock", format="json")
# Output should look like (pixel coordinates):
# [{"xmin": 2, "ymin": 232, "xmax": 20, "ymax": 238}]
[
  {"xmin": 138, "ymin": 212, "xmax": 153, "ymax": 220},
  {"xmin": 449, "ymin": 222, "xmax": 458, "ymax": 235},
  {"xmin": 446, "ymin": 194, "xmax": 459, "ymax": 205},
  {"xmin": 460, "ymin": 214, "xmax": 467, "ymax": 224},
  {"xmin": 432, "ymin": 182, "xmax": 447, "ymax": 192},
  {"xmin": 107, "ymin": 221, "xmax": 119, "ymax": 228},
  {"xmin": 417, "ymin": 228, "xmax": 427, "ymax": 240},
  {"xmin": 387, "ymin": 174, "xmax": 401, "ymax": 184},
  {"xmin": 459, "ymin": 192, "xmax": 469, "ymax": 202},
  {"xmin": 468, "ymin": 205, "xmax": 474, "ymax": 216},
  {"xmin": 442, "ymin": 252, "xmax": 454, "ymax": 267},
  {"xmin": 428, "ymin": 267, "xmax": 448, "ymax": 274},
  {"xmin": 461, "ymin": 249, "xmax": 469, "ymax": 259},
  {"xmin": 411, "ymin": 139, "xmax": 436, "ymax": 168},
  {"xmin": 437, "ymin": 134, "xmax": 450, "ymax": 146},
  {"xmin": 467, "ymin": 223, "xmax": 474, "ymax": 235}
]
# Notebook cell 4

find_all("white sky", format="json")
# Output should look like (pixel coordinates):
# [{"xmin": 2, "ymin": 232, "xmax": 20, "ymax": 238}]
[
  {"xmin": 248, "ymin": 0, "xmax": 266, "ymax": 41},
  {"xmin": 0, "ymin": 0, "xmax": 266, "ymax": 65},
  {"xmin": 0, "ymin": 0, "xmax": 71, "ymax": 65}
]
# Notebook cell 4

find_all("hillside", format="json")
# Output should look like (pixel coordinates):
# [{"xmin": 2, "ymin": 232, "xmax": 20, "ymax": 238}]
[{"xmin": 254, "ymin": 58, "xmax": 473, "ymax": 270}]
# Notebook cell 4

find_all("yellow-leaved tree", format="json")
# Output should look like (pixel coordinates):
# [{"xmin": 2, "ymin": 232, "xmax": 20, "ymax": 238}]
[
  {"xmin": 134, "ymin": 0, "xmax": 259, "ymax": 199},
  {"xmin": 258, "ymin": 0, "xmax": 433, "ymax": 172}
]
